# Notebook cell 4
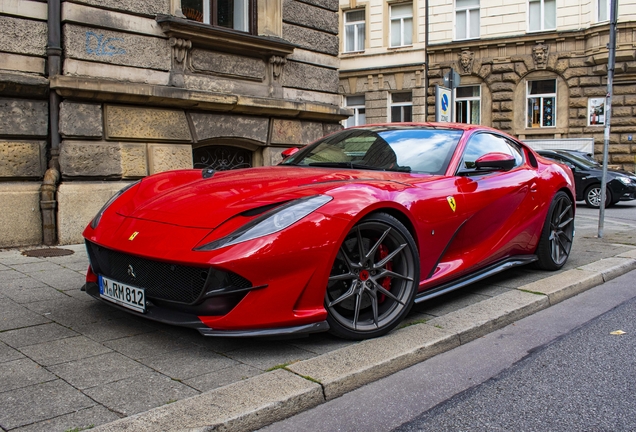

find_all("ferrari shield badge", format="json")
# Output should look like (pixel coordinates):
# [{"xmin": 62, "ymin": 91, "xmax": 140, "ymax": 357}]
[
  {"xmin": 446, "ymin": 196, "xmax": 457, "ymax": 212},
  {"xmin": 128, "ymin": 231, "xmax": 139, "ymax": 241}
]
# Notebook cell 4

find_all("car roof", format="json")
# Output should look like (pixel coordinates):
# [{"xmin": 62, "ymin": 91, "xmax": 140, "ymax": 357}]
[{"xmin": 348, "ymin": 122, "xmax": 510, "ymax": 134}]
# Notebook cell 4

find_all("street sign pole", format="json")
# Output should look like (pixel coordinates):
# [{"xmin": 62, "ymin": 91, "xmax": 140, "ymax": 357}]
[
  {"xmin": 598, "ymin": 0, "xmax": 618, "ymax": 238},
  {"xmin": 443, "ymin": 69, "xmax": 461, "ymax": 122}
]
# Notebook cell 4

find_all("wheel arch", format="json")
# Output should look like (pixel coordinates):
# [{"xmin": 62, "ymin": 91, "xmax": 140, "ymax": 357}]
[{"xmin": 364, "ymin": 207, "xmax": 420, "ymax": 255}]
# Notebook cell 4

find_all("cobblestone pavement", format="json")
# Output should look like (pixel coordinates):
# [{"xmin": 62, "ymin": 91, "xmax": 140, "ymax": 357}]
[{"xmin": 1, "ymin": 206, "xmax": 635, "ymax": 432}]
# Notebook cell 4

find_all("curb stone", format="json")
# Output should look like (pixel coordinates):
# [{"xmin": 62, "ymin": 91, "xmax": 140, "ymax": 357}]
[{"xmin": 93, "ymin": 251, "xmax": 636, "ymax": 432}]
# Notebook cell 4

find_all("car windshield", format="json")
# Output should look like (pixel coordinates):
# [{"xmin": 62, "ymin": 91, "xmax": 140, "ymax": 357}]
[
  {"xmin": 559, "ymin": 152, "xmax": 600, "ymax": 168},
  {"xmin": 281, "ymin": 127, "xmax": 464, "ymax": 175}
]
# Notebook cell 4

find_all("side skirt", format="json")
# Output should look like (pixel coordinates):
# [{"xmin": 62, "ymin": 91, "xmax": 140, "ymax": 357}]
[{"xmin": 414, "ymin": 255, "xmax": 538, "ymax": 304}]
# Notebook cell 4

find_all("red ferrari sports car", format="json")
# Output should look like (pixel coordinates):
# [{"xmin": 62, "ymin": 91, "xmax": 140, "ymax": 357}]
[{"xmin": 83, "ymin": 123, "xmax": 575, "ymax": 340}]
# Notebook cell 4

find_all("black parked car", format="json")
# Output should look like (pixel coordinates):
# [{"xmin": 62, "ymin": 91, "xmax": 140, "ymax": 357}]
[{"xmin": 537, "ymin": 149, "xmax": 636, "ymax": 208}]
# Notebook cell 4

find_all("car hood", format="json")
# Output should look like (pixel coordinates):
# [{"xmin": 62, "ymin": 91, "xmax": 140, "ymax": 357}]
[{"xmin": 118, "ymin": 167, "xmax": 422, "ymax": 229}]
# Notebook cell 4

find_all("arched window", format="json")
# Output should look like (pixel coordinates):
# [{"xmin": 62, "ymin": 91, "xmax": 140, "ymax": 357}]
[{"xmin": 193, "ymin": 145, "xmax": 253, "ymax": 170}]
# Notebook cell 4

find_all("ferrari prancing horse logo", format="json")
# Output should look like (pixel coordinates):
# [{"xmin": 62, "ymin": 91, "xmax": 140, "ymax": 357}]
[
  {"xmin": 128, "ymin": 232, "xmax": 139, "ymax": 241},
  {"xmin": 447, "ymin": 196, "xmax": 457, "ymax": 212}
]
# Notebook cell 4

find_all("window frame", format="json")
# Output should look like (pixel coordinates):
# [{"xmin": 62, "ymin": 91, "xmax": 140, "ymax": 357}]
[
  {"xmin": 455, "ymin": 0, "xmax": 480, "ymax": 41},
  {"xmin": 389, "ymin": 3, "xmax": 413, "ymax": 48},
  {"xmin": 181, "ymin": 0, "xmax": 257, "ymax": 34},
  {"xmin": 344, "ymin": 9, "xmax": 366, "ymax": 53},
  {"xmin": 345, "ymin": 95, "xmax": 366, "ymax": 127},
  {"xmin": 390, "ymin": 92, "xmax": 413, "ymax": 123},
  {"xmin": 597, "ymin": 0, "xmax": 609, "ymax": 22},
  {"xmin": 454, "ymin": 85, "xmax": 481, "ymax": 124},
  {"xmin": 526, "ymin": 79, "xmax": 557, "ymax": 129},
  {"xmin": 527, "ymin": 0, "xmax": 556, "ymax": 33}
]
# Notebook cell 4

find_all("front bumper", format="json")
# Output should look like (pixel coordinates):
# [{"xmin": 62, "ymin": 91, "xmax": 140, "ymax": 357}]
[{"xmin": 84, "ymin": 281, "xmax": 329, "ymax": 337}]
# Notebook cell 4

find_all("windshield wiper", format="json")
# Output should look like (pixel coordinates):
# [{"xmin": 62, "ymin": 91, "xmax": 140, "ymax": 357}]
[{"xmin": 307, "ymin": 162, "xmax": 384, "ymax": 170}]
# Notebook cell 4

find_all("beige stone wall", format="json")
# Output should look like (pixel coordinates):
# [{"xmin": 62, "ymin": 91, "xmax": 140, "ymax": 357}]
[
  {"xmin": 0, "ymin": 183, "xmax": 43, "ymax": 247},
  {"xmin": 57, "ymin": 181, "xmax": 133, "ymax": 245}
]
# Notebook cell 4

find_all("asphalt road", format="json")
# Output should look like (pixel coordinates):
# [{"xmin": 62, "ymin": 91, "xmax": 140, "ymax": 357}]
[
  {"xmin": 394, "ymin": 276, "xmax": 636, "ymax": 431},
  {"xmin": 260, "ymin": 268, "xmax": 636, "ymax": 432}
]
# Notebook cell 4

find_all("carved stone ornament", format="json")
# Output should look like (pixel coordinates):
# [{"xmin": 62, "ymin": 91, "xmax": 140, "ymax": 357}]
[
  {"xmin": 169, "ymin": 37, "xmax": 192, "ymax": 70},
  {"xmin": 458, "ymin": 50, "xmax": 474, "ymax": 74},
  {"xmin": 532, "ymin": 43, "xmax": 549, "ymax": 69},
  {"xmin": 269, "ymin": 56, "xmax": 287, "ymax": 81}
]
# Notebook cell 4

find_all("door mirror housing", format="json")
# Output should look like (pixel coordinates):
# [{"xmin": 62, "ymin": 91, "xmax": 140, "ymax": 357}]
[
  {"xmin": 281, "ymin": 147, "xmax": 299, "ymax": 159},
  {"xmin": 475, "ymin": 152, "xmax": 516, "ymax": 171}
]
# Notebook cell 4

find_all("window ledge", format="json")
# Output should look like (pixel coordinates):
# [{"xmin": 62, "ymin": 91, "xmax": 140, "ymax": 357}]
[{"xmin": 156, "ymin": 15, "xmax": 296, "ymax": 58}]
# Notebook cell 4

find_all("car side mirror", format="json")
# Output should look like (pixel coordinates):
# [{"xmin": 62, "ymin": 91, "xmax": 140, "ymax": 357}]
[
  {"xmin": 475, "ymin": 152, "xmax": 516, "ymax": 171},
  {"xmin": 281, "ymin": 147, "xmax": 299, "ymax": 159}
]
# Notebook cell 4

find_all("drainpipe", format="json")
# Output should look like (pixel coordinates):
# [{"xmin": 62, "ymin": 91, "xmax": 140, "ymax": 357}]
[{"xmin": 42, "ymin": 0, "xmax": 62, "ymax": 245}]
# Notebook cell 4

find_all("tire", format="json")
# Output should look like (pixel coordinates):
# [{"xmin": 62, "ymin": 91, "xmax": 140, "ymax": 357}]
[
  {"xmin": 325, "ymin": 213, "xmax": 420, "ymax": 340},
  {"xmin": 535, "ymin": 191, "xmax": 575, "ymax": 270},
  {"xmin": 584, "ymin": 184, "xmax": 612, "ymax": 208}
]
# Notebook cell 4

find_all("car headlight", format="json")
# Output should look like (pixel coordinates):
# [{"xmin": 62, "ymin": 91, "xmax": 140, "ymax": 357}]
[
  {"xmin": 90, "ymin": 181, "xmax": 140, "ymax": 229},
  {"xmin": 196, "ymin": 195, "xmax": 333, "ymax": 251},
  {"xmin": 617, "ymin": 176, "xmax": 633, "ymax": 185}
]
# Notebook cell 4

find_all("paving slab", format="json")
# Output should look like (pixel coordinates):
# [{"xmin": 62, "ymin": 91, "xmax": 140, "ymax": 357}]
[
  {"xmin": 18, "ymin": 335, "xmax": 113, "ymax": 366},
  {"xmin": 0, "ymin": 341, "xmax": 25, "ymax": 363},
  {"xmin": 0, "ymin": 357, "xmax": 57, "ymax": 392},
  {"xmin": 83, "ymin": 370, "xmax": 200, "ymax": 416},
  {"xmin": 1, "ymin": 284, "xmax": 69, "ymax": 304},
  {"xmin": 9, "ymin": 261, "xmax": 66, "ymax": 273},
  {"xmin": 140, "ymin": 346, "xmax": 239, "ymax": 380},
  {"xmin": 183, "ymin": 363, "xmax": 263, "ymax": 392},
  {"xmin": 48, "ymin": 352, "xmax": 153, "ymax": 390},
  {"xmin": 102, "ymin": 331, "xmax": 201, "ymax": 360},
  {"xmin": 16, "ymin": 405, "xmax": 121, "ymax": 432},
  {"xmin": 94, "ymin": 369, "xmax": 324, "ymax": 432},
  {"xmin": 0, "ymin": 298, "xmax": 50, "ymax": 331},
  {"xmin": 223, "ymin": 341, "xmax": 316, "ymax": 370},
  {"xmin": 0, "ymin": 379, "xmax": 95, "ymax": 430}
]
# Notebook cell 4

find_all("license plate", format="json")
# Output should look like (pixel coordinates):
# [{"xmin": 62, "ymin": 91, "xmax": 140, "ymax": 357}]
[{"xmin": 99, "ymin": 275, "xmax": 146, "ymax": 313}]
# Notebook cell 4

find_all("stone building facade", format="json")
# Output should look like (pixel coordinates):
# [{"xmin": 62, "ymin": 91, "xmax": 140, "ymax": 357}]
[
  {"xmin": 0, "ymin": 0, "xmax": 346, "ymax": 247},
  {"xmin": 338, "ymin": 0, "xmax": 636, "ymax": 171}
]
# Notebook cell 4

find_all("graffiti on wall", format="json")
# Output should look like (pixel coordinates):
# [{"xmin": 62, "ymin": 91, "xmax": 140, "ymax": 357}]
[{"xmin": 85, "ymin": 31, "xmax": 126, "ymax": 57}]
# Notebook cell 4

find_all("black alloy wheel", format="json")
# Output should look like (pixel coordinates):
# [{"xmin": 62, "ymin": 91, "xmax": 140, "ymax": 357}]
[
  {"xmin": 535, "ymin": 191, "xmax": 575, "ymax": 270},
  {"xmin": 325, "ymin": 213, "xmax": 419, "ymax": 340}
]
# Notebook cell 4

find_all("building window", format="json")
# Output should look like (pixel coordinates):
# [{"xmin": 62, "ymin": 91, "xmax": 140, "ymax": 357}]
[
  {"xmin": 181, "ymin": 0, "xmax": 254, "ymax": 33},
  {"xmin": 597, "ymin": 0, "xmax": 609, "ymax": 22},
  {"xmin": 344, "ymin": 10, "xmax": 365, "ymax": 53},
  {"xmin": 345, "ymin": 95, "xmax": 366, "ymax": 127},
  {"xmin": 527, "ymin": 79, "xmax": 556, "ymax": 128},
  {"xmin": 391, "ymin": 92, "xmax": 412, "ymax": 122},
  {"xmin": 455, "ymin": 85, "xmax": 480, "ymax": 124},
  {"xmin": 455, "ymin": 0, "xmax": 479, "ymax": 40},
  {"xmin": 390, "ymin": 3, "xmax": 413, "ymax": 47},
  {"xmin": 528, "ymin": 0, "xmax": 555, "ymax": 32}
]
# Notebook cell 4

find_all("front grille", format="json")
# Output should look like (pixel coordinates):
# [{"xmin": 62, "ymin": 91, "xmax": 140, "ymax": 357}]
[{"xmin": 86, "ymin": 241, "xmax": 250, "ymax": 304}]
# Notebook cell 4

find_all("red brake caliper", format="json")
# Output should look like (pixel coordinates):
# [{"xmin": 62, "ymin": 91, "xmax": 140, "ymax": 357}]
[{"xmin": 378, "ymin": 244, "xmax": 392, "ymax": 303}]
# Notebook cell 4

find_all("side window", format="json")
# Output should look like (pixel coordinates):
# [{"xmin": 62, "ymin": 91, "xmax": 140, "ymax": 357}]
[{"xmin": 459, "ymin": 133, "xmax": 523, "ymax": 173}]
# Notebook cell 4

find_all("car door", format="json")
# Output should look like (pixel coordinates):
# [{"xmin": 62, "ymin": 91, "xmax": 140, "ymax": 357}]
[{"xmin": 441, "ymin": 132, "xmax": 542, "ymax": 274}]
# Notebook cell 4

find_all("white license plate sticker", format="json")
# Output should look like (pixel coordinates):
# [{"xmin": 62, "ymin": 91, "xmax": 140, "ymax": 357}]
[{"xmin": 99, "ymin": 275, "xmax": 146, "ymax": 313}]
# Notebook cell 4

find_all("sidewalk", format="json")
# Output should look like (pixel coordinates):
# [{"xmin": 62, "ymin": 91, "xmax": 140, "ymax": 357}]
[{"xmin": 1, "ymin": 214, "xmax": 636, "ymax": 432}]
